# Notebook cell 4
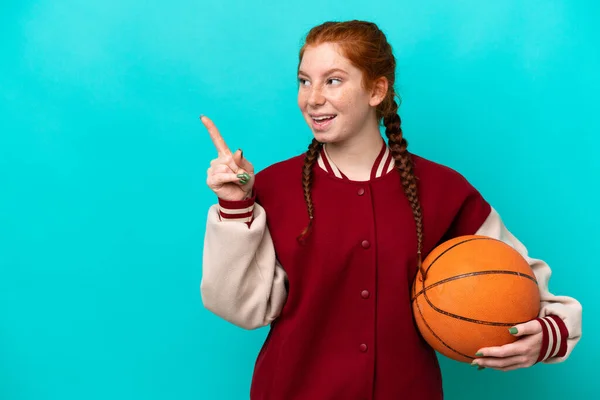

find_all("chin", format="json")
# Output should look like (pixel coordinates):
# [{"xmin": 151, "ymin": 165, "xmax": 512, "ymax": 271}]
[{"xmin": 311, "ymin": 131, "xmax": 340, "ymax": 144}]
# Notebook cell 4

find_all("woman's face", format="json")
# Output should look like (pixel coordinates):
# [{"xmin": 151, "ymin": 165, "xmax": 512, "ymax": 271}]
[{"xmin": 297, "ymin": 42, "xmax": 381, "ymax": 145}]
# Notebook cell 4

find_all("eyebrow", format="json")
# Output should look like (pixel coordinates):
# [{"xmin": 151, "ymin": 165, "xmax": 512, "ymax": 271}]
[{"xmin": 297, "ymin": 68, "xmax": 348, "ymax": 77}]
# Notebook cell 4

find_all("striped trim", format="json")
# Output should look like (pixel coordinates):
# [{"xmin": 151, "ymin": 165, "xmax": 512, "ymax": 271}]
[
  {"xmin": 547, "ymin": 315, "xmax": 569, "ymax": 358},
  {"xmin": 317, "ymin": 141, "xmax": 392, "ymax": 180},
  {"xmin": 317, "ymin": 154, "xmax": 328, "ymax": 174},
  {"xmin": 536, "ymin": 315, "xmax": 569, "ymax": 362},
  {"xmin": 547, "ymin": 317, "xmax": 561, "ymax": 358},
  {"xmin": 218, "ymin": 196, "xmax": 255, "ymax": 224},
  {"xmin": 371, "ymin": 144, "xmax": 389, "ymax": 180},
  {"xmin": 540, "ymin": 318, "xmax": 555, "ymax": 361},
  {"xmin": 319, "ymin": 146, "xmax": 345, "ymax": 179},
  {"xmin": 220, "ymin": 208, "xmax": 253, "ymax": 221},
  {"xmin": 385, "ymin": 150, "xmax": 395, "ymax": 174},
  {"xmin": 536, "ymin": 318, "xmax": 550, "ymax": 363}
]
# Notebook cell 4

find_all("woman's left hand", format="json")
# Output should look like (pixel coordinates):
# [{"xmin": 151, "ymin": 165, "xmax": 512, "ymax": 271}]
[{"xmin": 472, "ymin": 320, "xmax": 542, "ymax": 371}]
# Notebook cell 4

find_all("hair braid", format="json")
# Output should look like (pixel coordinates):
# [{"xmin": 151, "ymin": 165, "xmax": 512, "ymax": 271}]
[
  {"xmin": 384, "ymin": 100, "xmax": 426, "ymax": 278},
  {"xmin": 298, "ymin": 138, "xmax": 322, "ymax": 242}
]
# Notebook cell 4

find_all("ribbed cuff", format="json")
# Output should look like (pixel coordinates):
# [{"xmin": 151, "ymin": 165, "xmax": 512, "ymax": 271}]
[
  {"xmin": 218, "ymin": 194, "xmax": 255, "ymax": 224},
  {"xmin": 536, "ymin": 315, "xmax": 569, "ymax": 362}
]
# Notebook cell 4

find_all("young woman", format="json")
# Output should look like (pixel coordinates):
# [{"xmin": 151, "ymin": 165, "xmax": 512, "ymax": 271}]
[{"xmin": 200, "ymin": 20, "xmax": 582, "ymax": 400}]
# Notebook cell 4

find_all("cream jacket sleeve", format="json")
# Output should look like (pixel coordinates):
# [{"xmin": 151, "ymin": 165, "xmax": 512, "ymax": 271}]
[
  {"xmin": 200, "ymin": 201, "xmax": 288, "ymax": 330},
  {"xmin": 475, "ymin": 207, "xmax": 582, "ymax": 363}
]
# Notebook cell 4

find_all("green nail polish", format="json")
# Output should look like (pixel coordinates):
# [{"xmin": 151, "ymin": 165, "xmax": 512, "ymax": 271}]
[
  {"xmin": 475, "ymin": 352, "xmax": 483, "ymax": 357},
  {"xmin": 509, "ymin": 327, "xmax": 518, "ymax": 334}
]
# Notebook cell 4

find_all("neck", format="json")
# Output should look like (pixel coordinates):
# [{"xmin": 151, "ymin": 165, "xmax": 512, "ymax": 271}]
[{"xmin": 324, "ymin": 119, "xmax": 384, "ymax": 181}]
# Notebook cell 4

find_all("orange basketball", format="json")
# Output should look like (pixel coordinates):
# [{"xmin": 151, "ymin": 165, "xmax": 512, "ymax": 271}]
[{"xmin": 411, "ymin": 235, "xmax": 541, "ymax": 363}]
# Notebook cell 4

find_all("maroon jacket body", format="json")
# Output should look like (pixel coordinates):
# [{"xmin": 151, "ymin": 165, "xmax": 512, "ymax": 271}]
[{"xmin": 247, "ymin": 148, "xmax": 491, "ymax": 399}]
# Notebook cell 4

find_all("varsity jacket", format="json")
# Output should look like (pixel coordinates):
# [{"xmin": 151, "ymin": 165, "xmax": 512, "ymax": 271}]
[{"xmin": 201, "ymin": 141, "xmax": 582, "ymax": 400}]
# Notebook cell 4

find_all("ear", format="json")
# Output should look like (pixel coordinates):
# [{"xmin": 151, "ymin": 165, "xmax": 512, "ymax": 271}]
[{"xmin": 369, "ymin": 77, "xmax": 388, "ymax": 107}]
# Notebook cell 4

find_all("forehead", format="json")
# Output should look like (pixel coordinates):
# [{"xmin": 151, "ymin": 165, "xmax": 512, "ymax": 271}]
[{"xmin": 299, "ymin": 43, "xmax": 356, "ymax": 75}]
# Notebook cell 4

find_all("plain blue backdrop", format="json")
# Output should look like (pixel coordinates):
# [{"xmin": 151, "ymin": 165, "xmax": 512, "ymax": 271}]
[{"xmin": 1, "ymin": 0, "xmax": 598, "ymax": 399}]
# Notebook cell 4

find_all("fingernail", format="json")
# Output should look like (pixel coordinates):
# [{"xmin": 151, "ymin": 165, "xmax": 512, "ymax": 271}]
[
  {"xmin": 509, "ymin": 327, "xmax": 518, "ymax": 334},
  {"xmin": 199, "ymin": 114, "xmax": 204, "ymax": 119},
  {"xmin": 237, "ymin": 173, "xmax": 249, "ymax": 184},
  {"xmin": 475, "ymin": 352, "xmax": 483, "ymax": 357},
  {"xmin": 240, "ymin": 149, "xmax": 243, "ymax": 159},
  {"xmin": 471, "ymin": 362, "xmax": 478, "ymax": 367},
  {"xmin": 478, "ymin": 366, "xmax": 485, "ymax": 371}
]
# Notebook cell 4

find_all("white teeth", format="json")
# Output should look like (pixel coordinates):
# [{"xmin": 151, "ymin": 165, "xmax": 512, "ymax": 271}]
[{"xmin": 313, "ymin": 115, "xmax": 335, "ymax": 121}]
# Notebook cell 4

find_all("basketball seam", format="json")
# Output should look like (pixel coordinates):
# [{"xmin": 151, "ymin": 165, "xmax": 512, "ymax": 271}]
[
  {"xmin": 425, "ymin": 237, "xmax": 495, "ymax": 275},
  {"xmin": 421, "ymin": 272, "xmax": 538, "ymax": 326},
  {"xmin": 413, "ymin": 280, "xmax": 475, "ymax": 361},
  {"xmin": 411, "ymin": 270, "xmax": 538, "ymax": 300}
]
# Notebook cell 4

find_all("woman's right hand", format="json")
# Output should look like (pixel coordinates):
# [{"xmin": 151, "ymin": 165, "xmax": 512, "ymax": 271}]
[{"xmin": 201, "ymin": 116, "xmax": 255, "ymax": 202}]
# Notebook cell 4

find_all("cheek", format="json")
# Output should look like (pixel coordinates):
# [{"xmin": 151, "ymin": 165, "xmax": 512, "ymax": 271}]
[
  {"xmin": 335, "ymin": 88, "xmax": 363, "ymax": 112},
  {"xmin": 330, "ymin": 90, "xmax": 350, "ymax": 111},
  {"xmin": 297, "ymin": 91, "xmax": 307, "ymax": 109},
  {"xmin": 338, "ymin": 94, "xmax": 359, "ymax": 116}
]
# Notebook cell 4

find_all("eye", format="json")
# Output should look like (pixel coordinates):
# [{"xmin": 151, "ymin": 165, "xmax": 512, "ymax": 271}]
[
  {"xmin": 298, "ymin": 78, "xmax": 310, "ymax": 87},
  {"xmin": 327, "ymin": 77, "xmax": 342, "ymax": 85}
]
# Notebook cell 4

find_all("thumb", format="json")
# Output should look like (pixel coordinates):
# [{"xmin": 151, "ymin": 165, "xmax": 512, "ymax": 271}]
[
  {"xmin": 232, "ymin": 149, "xmax": 254, "ymax": 173},
  {"xmin": 509, "ymin": 319, "xmax": 543, "ymax": 337}
]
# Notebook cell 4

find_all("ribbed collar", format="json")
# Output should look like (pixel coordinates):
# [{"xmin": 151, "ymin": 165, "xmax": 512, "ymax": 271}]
[{"xmin": 316, "ymin": 140, "xmax": 395, "ymax": 180}]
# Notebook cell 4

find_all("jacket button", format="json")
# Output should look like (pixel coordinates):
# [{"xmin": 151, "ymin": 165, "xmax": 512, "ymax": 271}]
[
  {"xmin": 359, "ymin": 343, "xmax": 368, "ymax": 352},
  {"xmin": 361, "ymin": 240, "xmax": 370, "ymax": 249},
  {"xmin": 357, "ymin": 188, "xmax": 365, "ymax": 196},
  {"xmin": 361, "ymin": 290, "xmax": 370, "ymax": 299}
]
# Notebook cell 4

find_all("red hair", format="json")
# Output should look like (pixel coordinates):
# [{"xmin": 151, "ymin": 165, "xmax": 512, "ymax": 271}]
[{"xmin": 299, "ymin": 20, "xmax": 397, "ymax": 122}]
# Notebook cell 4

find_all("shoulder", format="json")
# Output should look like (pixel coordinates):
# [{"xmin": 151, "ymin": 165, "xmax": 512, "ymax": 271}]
[
  {"xmin": 410, "ymin": 153, "xmax": 492, "ymax": 239},
  {"xmin": 256, "ymin": 154, "xmax": 305, "ymax": 181},
  {"xmin": 411, "ymin": 153, "xmax": 476, "ymax": 192},
  {"xmin": 253, "ymin": 153, "xmax": 305, "ymax": 201}
]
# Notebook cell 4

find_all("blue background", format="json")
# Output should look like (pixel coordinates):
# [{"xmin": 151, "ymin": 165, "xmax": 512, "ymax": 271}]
[{"xmin": 1, "ymin": 0, "xmax": 597, "ymax": 398}]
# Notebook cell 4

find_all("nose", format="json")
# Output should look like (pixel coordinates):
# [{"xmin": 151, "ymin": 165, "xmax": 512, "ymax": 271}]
[{"xmin": 307, "ymin": 86, "xmax": 326, "ymax": 107}]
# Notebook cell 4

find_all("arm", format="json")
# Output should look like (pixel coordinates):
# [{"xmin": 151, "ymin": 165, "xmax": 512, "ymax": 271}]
[
  {"xmin": 200, "ymin": 197, "xmax": 288, "ymax": 330},
  {"xmin": 475, "ymin": 207, "xmax": 582, "ymax": 363}
]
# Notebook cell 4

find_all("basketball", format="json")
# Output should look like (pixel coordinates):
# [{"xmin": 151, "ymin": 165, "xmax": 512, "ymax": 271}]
[{"xmin": 411, "ymin": 235, "xmax": 541, "ymax": 363}]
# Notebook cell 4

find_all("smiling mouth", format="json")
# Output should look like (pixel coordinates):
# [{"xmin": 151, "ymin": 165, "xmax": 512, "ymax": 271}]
[
  {"xmin": 312, "ymin": 114, "xmax": 336, "ymax": 120},
  {"xmin": 311, "ymin": 115, "xmax": 337, "ymax": 129},
  {"xmin": 311, "ymin": 115, "xmax": 337, "ymax": 131}
]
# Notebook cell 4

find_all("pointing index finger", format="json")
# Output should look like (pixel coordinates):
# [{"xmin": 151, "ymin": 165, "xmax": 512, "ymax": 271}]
[{"xmin": 200, "ymin": 115, "xmax": 231, "ymax": 155}]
